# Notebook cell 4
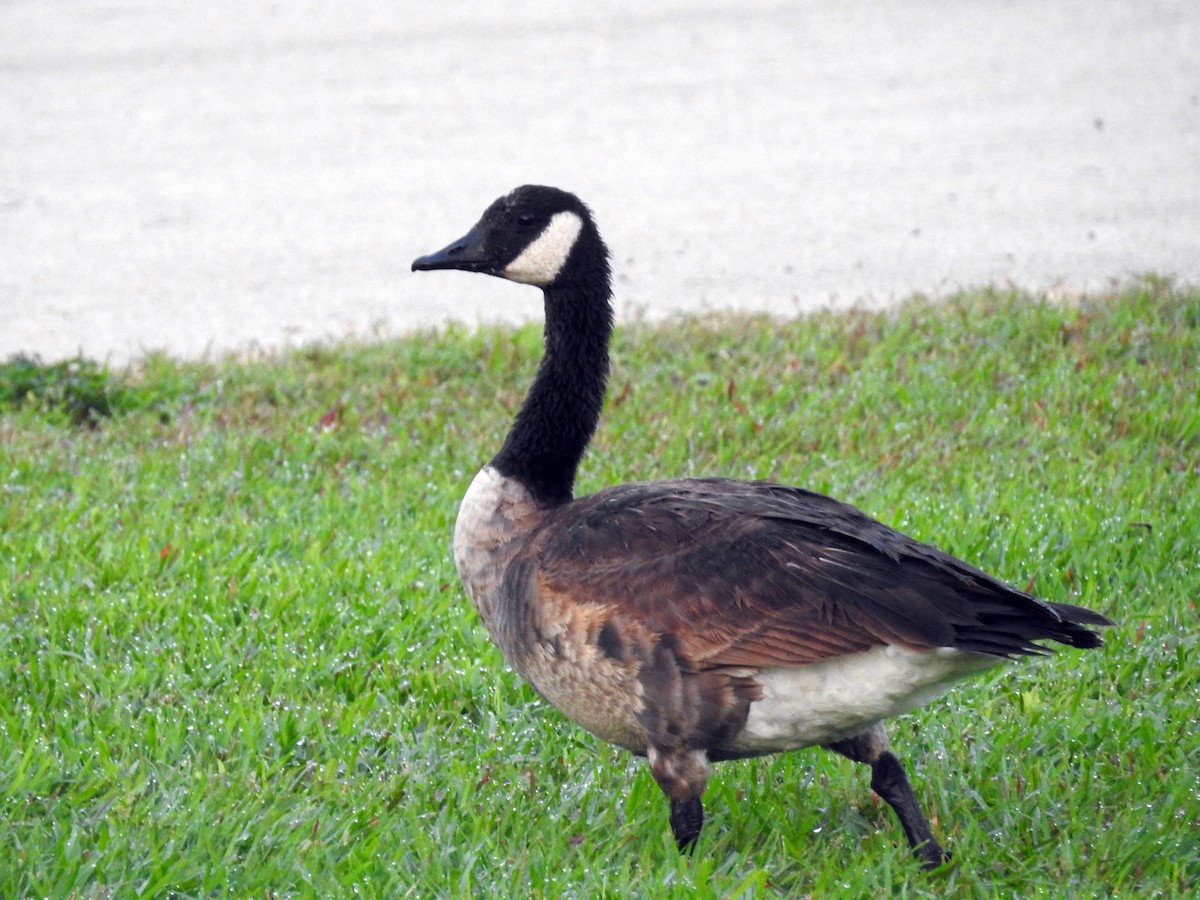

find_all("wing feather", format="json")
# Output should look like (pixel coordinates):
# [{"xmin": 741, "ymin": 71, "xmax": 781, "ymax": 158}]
[{"xmin": 525, "ymin": 477, "xmax": 1104, "ymax": 668}]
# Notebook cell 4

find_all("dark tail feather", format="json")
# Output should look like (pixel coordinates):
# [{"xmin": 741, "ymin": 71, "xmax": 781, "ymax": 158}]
[
  {"xmin": 946, "ymin": 592, "xmax": 1114, "ymax": 658},
  {"xmin": 1050, "ymin": 600, "xmax": 1115, "ymax": 627},
  {"xmin": 1046, "ymin": 600, "xmax": 1114, "ymax": 649}
]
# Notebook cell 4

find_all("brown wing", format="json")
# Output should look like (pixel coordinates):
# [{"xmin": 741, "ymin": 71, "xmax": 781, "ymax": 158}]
[{"xmin": 525, "ymin": 477, "xmax": 1107, "ymax": 669}]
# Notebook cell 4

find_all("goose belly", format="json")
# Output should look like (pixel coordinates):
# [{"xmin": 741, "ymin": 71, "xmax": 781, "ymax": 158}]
[
  {"xmin": 514, "ymin": 637, "xmax": 648, "ymax": 753},
  {"xmin": 729, "ymin": 645, "xmax": 999, "ymax": 754},
  {"xmin": 453, "ymin": 465, "xmax": 649, "ymax": 752}
]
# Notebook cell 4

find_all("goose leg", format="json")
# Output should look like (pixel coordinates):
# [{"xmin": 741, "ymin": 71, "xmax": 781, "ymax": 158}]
[
  {"xmin": 669, "ymin": 797, "xmax": 704, "ymax": 851},
  {"xmin": 824, "ymin": 723, "xmax": 948, "ymax": 870},
  {"xmin": 648, "ymin": 746, "xmax": 709, "ymax": 850}
]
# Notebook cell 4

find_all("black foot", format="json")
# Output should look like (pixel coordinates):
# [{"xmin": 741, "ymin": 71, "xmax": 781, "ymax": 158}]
[
  {"xmin": 648, "ymin": 746, "xmax": 710, "ymax": 852},
  {"xmin": 670, "ymin": 796, "xmax": 704, "ymax": 851},
  {"xmin": 870, "ymin": 751, "xmax": 949, "ymax": 869}
]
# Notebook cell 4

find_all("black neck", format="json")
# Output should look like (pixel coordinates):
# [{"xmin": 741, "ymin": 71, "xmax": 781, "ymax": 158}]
[{"xmin": 490, "ymin": 257, "xmax": 613, "ymax": 507}]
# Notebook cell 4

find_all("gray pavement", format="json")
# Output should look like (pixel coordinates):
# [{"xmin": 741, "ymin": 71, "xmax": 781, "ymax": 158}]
[{"xmin": 2, "ymin": 0, "xmax": 1198, "ymax": 364}]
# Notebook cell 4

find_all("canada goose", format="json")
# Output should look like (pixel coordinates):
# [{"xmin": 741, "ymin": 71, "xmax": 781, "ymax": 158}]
[{"xmin": 411, "ymin": 185, "xmax": 1112, "ymax": 868}]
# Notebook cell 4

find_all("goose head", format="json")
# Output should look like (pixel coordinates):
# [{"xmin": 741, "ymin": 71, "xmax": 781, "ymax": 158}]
[{"xmin": 412, "ymin": 185, "xmax": 602, "ymax": 288}]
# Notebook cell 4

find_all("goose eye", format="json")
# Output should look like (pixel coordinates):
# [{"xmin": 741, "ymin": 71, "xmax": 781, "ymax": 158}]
[{"xmin": 517, "ymin": 213, "xmax": 536, "ymax": 226}]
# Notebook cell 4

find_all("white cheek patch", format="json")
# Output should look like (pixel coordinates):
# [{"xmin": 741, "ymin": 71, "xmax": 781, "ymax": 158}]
[{"xmin": 503, "ymin": 211, "xmax": 584, "ymax": 286}]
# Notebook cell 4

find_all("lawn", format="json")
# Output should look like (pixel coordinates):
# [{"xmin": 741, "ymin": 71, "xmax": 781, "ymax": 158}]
[{"xmin": 1, "ymin": 280, "xmax": 1197, "ymax": 897}]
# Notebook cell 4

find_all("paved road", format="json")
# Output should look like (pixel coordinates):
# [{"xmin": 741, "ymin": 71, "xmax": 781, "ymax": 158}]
[{"xmin": 3, "ymin": 1, "xmax": 1198, "ymax": 364}]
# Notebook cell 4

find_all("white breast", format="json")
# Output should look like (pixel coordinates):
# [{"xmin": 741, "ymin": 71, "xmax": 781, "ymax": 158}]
[
  {"xmin": 732, "ymin": 645, "xmax": 1000, "ymax": 753},
  {"xmin": 453, "ymin": 465, "xmax": 546, "ymax": 620}
]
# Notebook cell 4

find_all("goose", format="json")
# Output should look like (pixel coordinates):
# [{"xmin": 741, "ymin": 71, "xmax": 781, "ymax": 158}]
[{"xmin": 411, "ymin": 185, "xmax": 1112, "ymax": 868}]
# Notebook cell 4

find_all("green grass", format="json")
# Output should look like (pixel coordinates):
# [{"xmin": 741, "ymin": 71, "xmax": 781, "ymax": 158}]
[{"xmin": 1, "ymin": 280, "xmax": 1197, "ymax": 897}]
